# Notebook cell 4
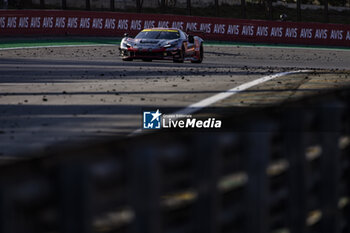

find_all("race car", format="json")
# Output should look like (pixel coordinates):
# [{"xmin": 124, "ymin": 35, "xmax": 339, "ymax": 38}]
[{"xmin": 119, "ymin": 28, "xmax": 204, "ymax": 63}]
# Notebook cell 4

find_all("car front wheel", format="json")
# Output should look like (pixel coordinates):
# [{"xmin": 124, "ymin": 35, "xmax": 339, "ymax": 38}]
[
  {"xmin": 173, "ymin": 45, "xmax": 185, "ymax": 63},
  {"xmin": 191, "ymin": 44, "xmax": 203, "ymax": 63}
]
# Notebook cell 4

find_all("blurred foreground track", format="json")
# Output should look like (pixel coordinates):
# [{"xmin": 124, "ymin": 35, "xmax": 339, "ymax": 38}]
[{"xmin": 0, "ymin": 87, "xmax": 349, "ymax": 233}]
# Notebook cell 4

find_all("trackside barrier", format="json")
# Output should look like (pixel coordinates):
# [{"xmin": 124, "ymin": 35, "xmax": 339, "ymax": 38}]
[
  {"xmin": 0, "ymin": 10, "xmax": 350, "ymax": 47},
  {"xmin": 0, "ymin": 89, "xmax": 349, "ymax": 233}
]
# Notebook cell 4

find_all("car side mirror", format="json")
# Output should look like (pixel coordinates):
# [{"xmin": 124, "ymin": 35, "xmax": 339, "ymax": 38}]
[
  {"xmin": 188, "ymin": 35, "xmax": 194, "ymax": 43},
  {"xmin": 123, "ymin": 33, "xmax": 129, "ymax": 38}
]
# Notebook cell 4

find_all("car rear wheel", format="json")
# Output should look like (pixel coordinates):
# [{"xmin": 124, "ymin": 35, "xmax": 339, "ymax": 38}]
[
  {"xmin": 191, "ymin": 44, "xmax": 203, "ymax": 63},
  {"xmin": 173, "ymin": 45, "xmax": 185, "ymax": 63}
]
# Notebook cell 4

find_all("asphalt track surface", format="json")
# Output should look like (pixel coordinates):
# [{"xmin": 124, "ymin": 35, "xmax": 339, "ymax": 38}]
[{"xmin": 0, "ymin": 44, "xmax": 350, "ymax": 157}]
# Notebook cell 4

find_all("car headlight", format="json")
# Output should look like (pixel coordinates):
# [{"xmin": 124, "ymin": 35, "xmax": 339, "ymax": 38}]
[{"xmin": 164, "ymin": 43, "xmax": 177, "ymax": 48}]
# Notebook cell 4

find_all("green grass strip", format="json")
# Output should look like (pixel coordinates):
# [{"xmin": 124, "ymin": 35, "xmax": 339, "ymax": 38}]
[
  {"xmin": 0, "ymin": 37, "xmax": 121, "ymax": 49},
  {"xmin": 205, "ymin": 40, "xmax": 350, "ymax": 51}
]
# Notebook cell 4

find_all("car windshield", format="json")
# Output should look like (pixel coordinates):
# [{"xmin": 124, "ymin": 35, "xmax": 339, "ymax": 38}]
[{"xmin": 135, "ymin": 30, "xmax": 180, "ymax": 39}]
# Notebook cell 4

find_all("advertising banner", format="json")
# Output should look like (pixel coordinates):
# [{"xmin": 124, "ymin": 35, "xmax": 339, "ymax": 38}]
[{"xmin": 0, "ymin": 10, "xmax": 349, "ymax": 47}]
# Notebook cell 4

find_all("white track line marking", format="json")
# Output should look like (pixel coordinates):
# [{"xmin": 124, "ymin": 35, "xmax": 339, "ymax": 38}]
[
  {"xmin": 130, "ymin": 69, "xmax": 310, "ymax": 136},
  {"xmin": 175, "ymin": 69, "xmax": 310, "ymax": 115}
]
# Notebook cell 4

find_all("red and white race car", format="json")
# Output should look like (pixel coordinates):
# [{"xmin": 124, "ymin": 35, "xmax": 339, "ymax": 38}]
[{"xmin": 119, "ymin": 28, "xmax": 204, "ymax": 63}]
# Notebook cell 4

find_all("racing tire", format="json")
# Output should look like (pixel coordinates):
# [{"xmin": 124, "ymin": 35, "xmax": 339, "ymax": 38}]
[
  {"xmin": 191, "ymin": 44, "xmax": 203, "ymax": 64},
  {"xmin": 173, "ymin": 45, "xmax": 185, "ymax": 63}
]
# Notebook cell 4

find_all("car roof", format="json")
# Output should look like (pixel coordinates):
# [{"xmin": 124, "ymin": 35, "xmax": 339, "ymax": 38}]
[{"xmin": 141, "ymin": 28, "xmax": 180, "ymax": 33}]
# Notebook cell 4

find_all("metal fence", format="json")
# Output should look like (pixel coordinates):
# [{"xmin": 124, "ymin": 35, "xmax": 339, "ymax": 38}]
[
  {"xmin": 1, "ymin": 0, "xmax": 350, "ymax": 23},
  {"xmin": 0, "ymin": 88, "xmax": 349, "ymax": 233}
]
